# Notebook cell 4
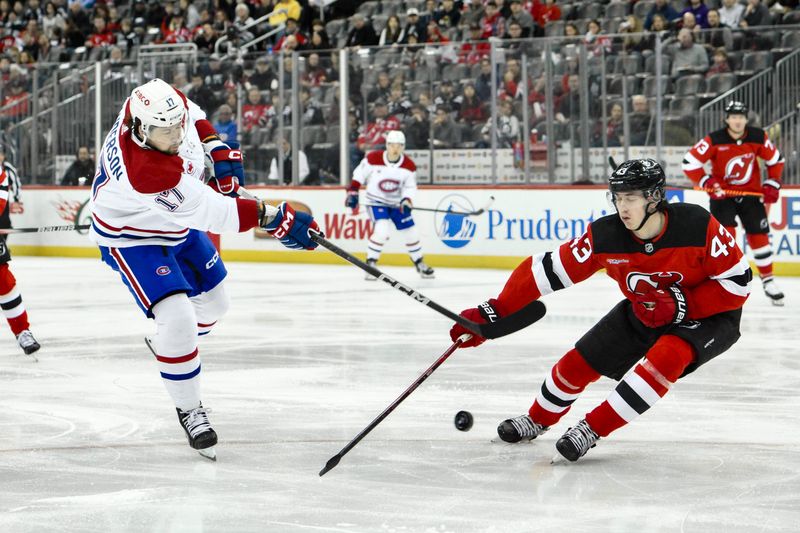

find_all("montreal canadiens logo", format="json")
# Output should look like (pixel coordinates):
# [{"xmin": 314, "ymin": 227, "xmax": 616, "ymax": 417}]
[
  {"xmin": 378, "ymin": 179, "xmax": 401, "ymax": 193},
  {"xmin": 156, "ymin": 266, "xmax": 171, "ymax": 276},
  {"xmin": 724, "ymin": 153, "xmax": 754, "ymax": 185},
  {"xmin": 626, "ymin": 271, "xmax": 683, "ymax": 294}
]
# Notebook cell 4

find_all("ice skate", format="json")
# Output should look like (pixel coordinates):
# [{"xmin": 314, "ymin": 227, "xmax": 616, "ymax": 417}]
[
  {"xmin": 365, "ymin": 259, "xmax": 378, "ymax": 281},
  {"xmin": 16, "ymin": 329, "xmax": 40, "ymax": 360},
  {"xmin": 497, "ymin": 414, "xmax": 549, "ymax": 443},
  {"xmin": 555, "ymin": 419, "xmax": 599, "ymax": 462},
  {"xmin": 176, "ymin": 404, "xmax": 218, "ymax": 461},
  {"xmin": 414, "ymin": 258, "xmax": 435, "ymax": 279},
  {"xmin": 762, "ymin": 278, "xmax": 785, "ymax": 306}
]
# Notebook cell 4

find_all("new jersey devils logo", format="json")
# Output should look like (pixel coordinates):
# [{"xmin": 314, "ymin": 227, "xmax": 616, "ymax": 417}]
[
  {"xmin": 626, "ymin": 271, "xmax": 684, "ymax": 294},
  {"xmin": 724, "ymin": 153, "xmax": 754, "ymax": 185}
]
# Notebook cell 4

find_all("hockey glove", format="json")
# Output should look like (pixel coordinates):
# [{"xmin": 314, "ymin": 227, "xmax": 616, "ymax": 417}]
[
  {"xmin": 699, "ymin": 175, "xmax": 726, "ymax": 200},
  {"xmin": 261, "ymin": 201, "xmax": 321, "ymax": 250},
  {"xmin": 206, "ymin": 139, "xmax": 245, "ymax": 195},
  {"xmin": 400, "ymin": 197, "xmax": 413, "ymax": 217},
  {"xmin": 449, "ymin": 298, "xmax": 505, "ymax": 348},
  {"xmin": 345, "ymin": 181, "xmax": 360, "ymax": 213},
  {"xmin": 762, "ymin": 180, "xmax": 780, "ymax": 204},
  {"xmin": 631, "ymin": 285, "xmax": 689, "ymax": 328}
]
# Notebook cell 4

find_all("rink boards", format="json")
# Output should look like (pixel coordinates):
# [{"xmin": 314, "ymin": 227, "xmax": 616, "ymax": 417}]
[{"xmin": 7, "ymin": 185, "xmax": 800, "ymax": 275}]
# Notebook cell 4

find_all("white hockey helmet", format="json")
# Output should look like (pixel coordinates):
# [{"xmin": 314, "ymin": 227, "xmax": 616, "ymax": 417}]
[
  {"xmin": 385, "ymin": 130, "xmax": 406, "ymax": 146},
  {"xmin": 128, "ymin": 78, "xmax": 187, "ymax": 147}
]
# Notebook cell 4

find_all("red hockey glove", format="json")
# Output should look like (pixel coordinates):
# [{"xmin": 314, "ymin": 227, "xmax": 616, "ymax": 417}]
[
  {"xmin": 699, "ymin": 175, "xmax": 725, "ymax": 200},
  {"xmin": 762, "ymin": 180, "xmax": 780, "ymax": 204},
  {"xmin": 449, "ymin": 298, "xmax": 505, "ymax": 348},
  {"xmin": 345, "ymin": 181, "xmax": 360, "ymax": 214},
  {"xmin": 631, "ymin": 285, "xmax": 689, "ymax": 328}
]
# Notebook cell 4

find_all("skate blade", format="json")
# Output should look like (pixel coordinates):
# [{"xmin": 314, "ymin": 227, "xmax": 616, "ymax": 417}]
[
  {"xmin": 25, "ymin": 353, "xmax": 39, "ymax": 363},
  {"xmin": 550, "ymin": 453, "xmax": 567, "ymax": 465},
  {"xmin": 770, "ymin": 299, "xmax": 785, "ymax": 307},
  {"xmin": 198, "ymin": 447, "xmax": 217, "ymax": 461}
]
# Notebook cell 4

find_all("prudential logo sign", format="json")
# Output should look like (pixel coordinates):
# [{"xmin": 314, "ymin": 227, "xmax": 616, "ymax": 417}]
[{"xmin": 435, "ymin": 194, "xmax": 477, "ymax": 249}]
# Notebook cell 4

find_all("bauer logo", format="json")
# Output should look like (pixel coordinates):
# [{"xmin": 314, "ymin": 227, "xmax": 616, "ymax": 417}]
[
  {"xmin": 156, "ymin": 266, "xmax": 171, "ymax": 276},
  {"xmin": 435, "ymin": 194, "xmax": 477, "ymax": 249}
]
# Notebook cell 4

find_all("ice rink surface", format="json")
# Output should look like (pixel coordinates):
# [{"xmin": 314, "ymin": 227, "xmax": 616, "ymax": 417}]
[{"xmin": 0, "ymin": 256, "xmax": 798, "ymax": 533}]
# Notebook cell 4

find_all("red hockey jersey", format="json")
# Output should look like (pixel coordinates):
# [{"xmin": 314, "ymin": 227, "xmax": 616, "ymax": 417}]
[
  {"xmin": 682, "ymin": 127, "xmax": 784, "ymax": 193},
  {"xmin": 496, "ymin": 203, "xmax": 751, "ymax": 321}
]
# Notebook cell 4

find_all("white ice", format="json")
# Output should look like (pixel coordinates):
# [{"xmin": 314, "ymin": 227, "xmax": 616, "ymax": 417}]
[{"xmin": 1, "ymin": 257, "xmax": 799, "ymax": 533}]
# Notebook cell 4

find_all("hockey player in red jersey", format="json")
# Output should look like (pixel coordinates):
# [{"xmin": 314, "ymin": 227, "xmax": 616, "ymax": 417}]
[
  {"xmin": 91, "ymin": 79, "xmax": 321, "ymax": 460},
  {"xmin": 450, "ymin": 159, "xmax": 752, "ymax": 462},
  {"xmin": 345, "ymin": 130, "xmax": 435, "ymax": 280},
  {"xmin": 682, "ymin": 101, "xmax": 785, "ymax": 305},
  {"xmin": 0, "ymin": 149, "xmax": 40, "ymax": 357}
]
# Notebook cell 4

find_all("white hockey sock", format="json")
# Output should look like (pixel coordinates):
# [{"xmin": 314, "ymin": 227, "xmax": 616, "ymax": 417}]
[
  {"xmin": 191, "ymin": 282, "xmax": 230, "ymax": 336},
  {"xmin": 367, "ymin": 219, "xmax": 391, "ymax": 262},
  {"xmin": 151, "ymin": 294, "xmax": 201, "ymax": 411},
  {"xmin": 400, "ymin": 226, "xmax": 423, "ymax": 263}
]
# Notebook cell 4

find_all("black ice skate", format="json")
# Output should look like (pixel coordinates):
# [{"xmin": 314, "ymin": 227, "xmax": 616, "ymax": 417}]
[
  {"xmin": 762, "ymin": 278, "xmax": 785, "ymax": 306},
  {"xmin": 497, "ymin": 414, "xmax": 549, "ymax": 443},
  {"xmin": 16, "ymin": 329, "xmax": 40, "ymax": 360},
  {"xmin": 555, "ymin": 419, "xmax": 599, "ymax": 462},
  {"xmin": 365, "ymin": 259, "xmax": 378, "ymax": 281},
  {"xmin": 177, "ymin": 404, "xmax": 218, "ymax": 461},
  {"xmin": 414, "ymin": 258, "xmax": 435, "ymax": 279}
]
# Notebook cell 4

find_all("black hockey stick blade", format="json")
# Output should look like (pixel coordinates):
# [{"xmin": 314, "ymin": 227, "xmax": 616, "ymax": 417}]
[
  {"xmin": 310, "ymin": 232, "xmax": 546, "ymax": 339},
  {"xmin": 319, "ymin": 454, "xmax": 342, "ymax": 476},
  {"xmin": 608, "ymin": 156, "xmax": 618, "ymax": 171}
]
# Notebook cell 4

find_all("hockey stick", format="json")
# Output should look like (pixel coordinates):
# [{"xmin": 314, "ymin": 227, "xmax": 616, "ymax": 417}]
[
  {"xmin": 309, "ymin": 231, "xmax": 546, "ymax": 339},
  {"xmin": 0, "ymin": 224, "xmax": 91, "ymax": 234},
  {"xmin": 401, "ymin": 196, "xmax": 496, "ymax": 217},
  {"xmin": 320, "ymin": 334, "xmax": 470, "ymax": 476},
  {"xmin": 607, "ymin": 156, "xmax": 763, "ymax": 198}
]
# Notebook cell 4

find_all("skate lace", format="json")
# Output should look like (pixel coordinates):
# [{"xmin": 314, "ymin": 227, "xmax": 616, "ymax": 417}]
[
  {"xmin": 17, "ymin": 330, "xmax": 36, "ymax": 348},
  {"xmin": 182, "ymin": 407, "xmax": 213, "ymax": 439},
  {"xmin": 565, "ymin": 421, "xmax": 598, "ymax": 454},
  {"xmin": 510, "ymin": 415, "xmax": 544, "ymax": 438}
]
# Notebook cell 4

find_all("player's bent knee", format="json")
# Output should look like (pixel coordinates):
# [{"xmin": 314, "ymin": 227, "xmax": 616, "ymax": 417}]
[
  {"xmin": 645, "ymin": 335, "xmax": 695, "ymax": 383},
  {"xmin": 193, "ymin": 283, "xmax": 230, "ymax": 324},
  {"xmin": 152, "ymin": 293, "xmax": 199, "ymax": 350}
]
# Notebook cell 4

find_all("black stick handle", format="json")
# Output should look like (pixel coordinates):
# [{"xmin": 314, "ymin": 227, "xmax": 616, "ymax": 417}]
[{"xmin": 319, "ymin": 337, "xmax": 466, "ymax": 476}]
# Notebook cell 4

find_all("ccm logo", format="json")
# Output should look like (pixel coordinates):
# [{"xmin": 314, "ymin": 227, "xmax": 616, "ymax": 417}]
[
  {"xmin": 228, "ymin": 150, "xmax": 242, "ymax": 161},
  {"xmin": 377, "ymin": 273, "xmax": 430, "ymax": 303},
  {"xmin": 205, "ymin": 251, "xmax": 220, "ymax": 270},
  {"xmin": 272, "ymin": 210, "xmax": 294, "ymax": 239}
]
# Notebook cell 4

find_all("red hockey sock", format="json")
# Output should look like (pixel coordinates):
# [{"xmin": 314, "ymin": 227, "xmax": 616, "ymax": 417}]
[
  {"xmin": 585, "ymin": 335, "xmax": 695, "ymax": 437},
  {"xmin": 0, "ymin": 263, "xmax": 29, "ymax": 335},
  {"xmin": 529, "ymin": 348, "xmax": 601, "ymax": 427},
  {"xmin": 746, "ymin": 233, "xmax": 774, "ymax": 279}
]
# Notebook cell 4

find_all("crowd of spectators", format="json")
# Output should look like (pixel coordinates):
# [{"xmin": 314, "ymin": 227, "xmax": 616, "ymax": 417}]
[{"xmin": 2, "ymin": 0, "xmax": 800, "ymax": 182}]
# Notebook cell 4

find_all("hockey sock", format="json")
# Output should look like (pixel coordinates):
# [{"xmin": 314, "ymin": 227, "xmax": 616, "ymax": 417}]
[
  {"xmin": 746, "ymin": 233, "xmax": 774, "ymax": 280},
  {"xmin": 399, "ymin": 225, "xmax": 423, "ymax": 263},
  {"xmin": 585, "ymin": 335, "xmax": 694, "ymax": 437},
  {"xmin": 190, "ymin": 283, "xmax": 230, "ymax": 336},
  {"xmin": 529, "ymin": 348, "xmax": 601, "ymax": 427},
  {"xmin": 0, "ymin": 263, "xmax": 30, "ymax": 335},
  {"xmin": 151, "ymin": 294, "xmax": 202, "ymax": 411},
  {"xmin": 367, "ymin": 219, "xmax": 391, "ymax": 262}
]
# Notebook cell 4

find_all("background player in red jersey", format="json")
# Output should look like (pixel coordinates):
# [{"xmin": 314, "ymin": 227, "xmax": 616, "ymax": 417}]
[
  {"xmin": 0, "ymin": 148, "xmax": 40, "ymax": 357},
  {"xmin": 450, "ymin": 159, "xmax": 752, "ymax": 462},
  {"xmin": 682, "ymin": 101, "xmax": 785, "ymax": 305}
]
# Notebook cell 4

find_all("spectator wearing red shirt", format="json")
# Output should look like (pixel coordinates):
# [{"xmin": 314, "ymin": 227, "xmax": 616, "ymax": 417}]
[
  {"xmin": 357, "ymin": 99, "xmax": 402, "ymax": 153},
  {"xmin": 274, "ymin": 17, "xmax": 307, "ymax": 51},
  {"xmin": 458, "ymin": 83, "xmax": 488, "ymax": 125},
  {"xmin": 161, "ymin": 13, "xmax": 191, "ymax": 44},
  {"xmin": 480, "ymin": 1, "xmax": 506, "ymax": 39},
  {"xmin": 459, "ymin": 23, "xmax": 490, "ymax": 64},
  {"xmin": 0, "ymin": 79, "xmax": 29, "ymax": 121},
  {"xmin": 532, "ymin": 0, "xmax": 562, "ymax": 28},
  {"xmin": 300, "ymin": 52, "xmax": 327, "ymax": 88},
  {"xmin": 242, "ymin": 87, "xmax": 270, "ymax": 132},
  {"xmin": 86, "ymin": 16, "xmax": 116, "ymax": 48}
]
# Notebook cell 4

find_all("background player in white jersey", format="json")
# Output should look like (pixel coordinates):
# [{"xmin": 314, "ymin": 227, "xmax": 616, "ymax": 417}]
[
  {"xmin": 0, "ymin": 148, "xmax": 40, "ymax": 357},
  {"xmin": 90, "ymin": 79, "xmax": 321, "ymax": 460},
  {"xmin": 451, "ymin": 160, "xmax": 751, "ymax": 462},
  {"xmin": 345, "ymin": 130, "xmax": 434, "ymax": 280}
]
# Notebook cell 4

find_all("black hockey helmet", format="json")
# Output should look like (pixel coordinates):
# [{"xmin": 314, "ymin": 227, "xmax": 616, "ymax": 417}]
[
  {"xmin": 609, "ymin": 158, "xmax": 666, "ymax": 196},
  {"xmin": 724, "ymin": 100, "xmax": 748, "ymax": 116}
]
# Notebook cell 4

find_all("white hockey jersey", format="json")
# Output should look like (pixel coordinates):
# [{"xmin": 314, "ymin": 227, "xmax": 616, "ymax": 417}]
[
  {"xmin": 89, "ymin": 94, "xmax": 257, "ymax": 247},
  {"xmin": 352, "ymin": 151, "xmax": 417, "ymax": 207}
]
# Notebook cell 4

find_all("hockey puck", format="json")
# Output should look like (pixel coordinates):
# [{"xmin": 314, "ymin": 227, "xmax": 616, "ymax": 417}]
[{"xmin": 454, "ymin": 410, "xmax": 474, "ymax": 432}]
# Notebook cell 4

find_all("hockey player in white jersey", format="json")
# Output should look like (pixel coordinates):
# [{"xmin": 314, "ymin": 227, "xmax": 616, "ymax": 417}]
[
  {"xmin": 90, "ymin": 78, "xmax": 321, "ymax": 460},
  {"xmin": 345, "ymin": 130, "xmax": 434, "ymax": 280}
]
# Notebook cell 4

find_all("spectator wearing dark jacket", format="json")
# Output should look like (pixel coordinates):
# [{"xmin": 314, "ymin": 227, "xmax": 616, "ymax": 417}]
[
  {"xmin": 644, "ymin": 0, "xmax": 679, "ymax": 30},
  {"xmin": 681, "ymin": 0, "xmax": 710, "ymax": 28},
  {"xmin": 61, "ymin": 146, "xmax": 95, "ymax": 186},
  {"xmin": 345, "ymin": 13, "xmax": 378, "ymax": 47}
]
